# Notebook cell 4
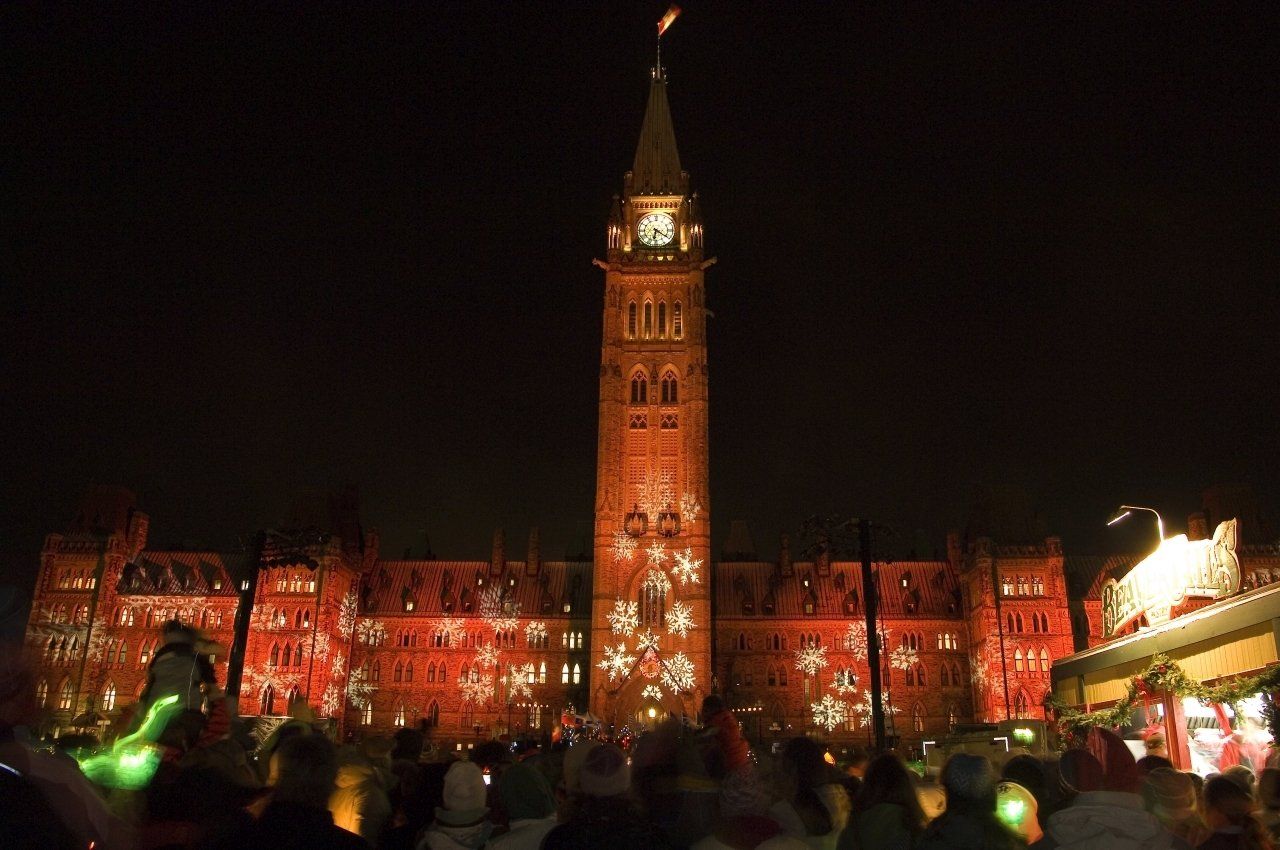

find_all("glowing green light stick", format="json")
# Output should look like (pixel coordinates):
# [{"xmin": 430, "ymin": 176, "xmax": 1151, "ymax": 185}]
[{"xmin": 75, "ymin": 694, "xmax": 182, "ymax": 789}]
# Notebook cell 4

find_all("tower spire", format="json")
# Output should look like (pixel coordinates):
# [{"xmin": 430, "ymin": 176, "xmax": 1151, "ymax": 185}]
[{"xmin": 631, "ymin": 69, "xmax": 685, "ymax": 196}]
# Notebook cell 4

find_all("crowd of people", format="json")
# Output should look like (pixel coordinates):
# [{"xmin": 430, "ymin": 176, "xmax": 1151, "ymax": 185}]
[{"xmin": 3, "ymin": 634, "xmax": 1280, "ymax": 850}]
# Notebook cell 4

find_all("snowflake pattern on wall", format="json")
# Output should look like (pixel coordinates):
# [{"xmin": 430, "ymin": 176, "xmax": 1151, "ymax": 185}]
[
  {"xmin": 643, "ymin": 569, "xmax": 672, "ymax": 596},
  {"xmin": 598, "ymin": 643, "xmax": 636, "ymax": 682},
  {"xmin": 811, "ymin": 694, "xmax": 847, "ymax": 732},
  {"xmin": 308, "ymin": 632, "xmax": 331, "ymax": 662},
  {"xmin": 330, "ymin": 651, "xmax": 346, "ymax": 678},
  {"xmin": 608, "ymin": 599, "xmax": 639, "ymax": 636},
  {"xmin": 474, "ymin": 642, "xmax": 500, "ymax": 670},
  {"xmin": 635, "ymin": 629, "xmax": 662, "ymax": 653},
  {"xmin": 440, "ymin": 617, "xmax": 467, "ymax": 645},
  {"xmin": 85, "ymin": 626, "xmax": 111, "ymax": 663},
  {"xmin": 244, "ymin": 665, "xmax": 303, "ymax": 700},
  {"xmin": 848, "ymin": 689, "xmax": 901, "ymax": 728},
  {"xmin": 459, "ymin": 673, "xmax": 494, "ymax": 705},
  {"xmin": 664, "ymin": 600, "xmax": 695, "ymax": 637},
  {"xmin": 843, "ymin": 622, "xmax": 869, "ymax": 661},
  {"xmin": 661, "ymin": 652, "xmax": 696, "ymax": 693},
  {"xmin": 509, "ymin": 663, "xmax": 535, "ymax": 700},
  {"xmin": 646, "ymin": 540, "xmax": 668, "ymax": 567},
  {"xmin": 832, "ymin": 668, "xmax": 859, "ymax": 695},
  {"xmin": 638, "ymin": 474, "xmax": 676, "ymax": 520},
  {"xmin": 320, "ymin": 682, "xmax": 342, "ymax": 716},
  {"xmin": 356, "ymin": 618, "xmax": 387, "ymax": 646},
  {"xmin": 524, "ymin": 620, "xmax": 547, "ymax": 643},
  {"xmin": 478, "ymin": 586, "xmax": 521, "ymax": 632},
  {"xmin": 672, "ymin": 548, "xmax": 702, "ymax": 586},
  {"xmin": 611, "ymin": 531, "xmax": 638, "ymax": 563},
  {"xmin": 679, "ymin": 491, "xmax": 702, "ymax": 522},
  {"xmin": 642, "ymin": 684, "xmax": 664, "ymax": 701},
  {"xmin": 338, "ymin": 591, "xmax": 358, "ymax": 638},
  {"xmin": 346, "ymin": 665, "xmax": 375, "ymax": 709},
  {"xmin": 889, "ymin": 645, "xmax": 919, "ymax": 672},
  {"xmin": 794, "ymin": 644, "xmax": 830, "ymax": 676}
]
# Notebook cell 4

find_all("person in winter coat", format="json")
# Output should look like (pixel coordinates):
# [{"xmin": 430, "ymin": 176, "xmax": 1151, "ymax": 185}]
[
  {"xmin": 1035, "ymin": 729, "xmax": 1190, "ymax": 850},
  {"xmin": 329, "ymin": 746, "xmax": 393, "ymax": 844},
  {"xmin": 542, "ymin": 743, "xmax": 675, "ymax": 850},
  {"xmin": 692, "ymin": 766, "xmax": 808, "ymax": 850},
  {"xmin": 1199, "ymin": 774, "xmax": 1275, "ymax": 850},
  {"xmin": 142, "ymin": 619, "xmax": 216, "ymax": 712},
  {"xmin": 838, "ymin": 752, "xmax": 926, "ymax": 850},
  {"xmin": 770, "ymin": 737, "xmax": 851, "ymax": 850},
  {"xmin": 916, "ymin": 753, "xmax": 1023, "ymax": 850},
  {"xmin": 488, "ymin": 762, "xmax": 559, "ymax": 850},
  {"xmin": 419, "ymin": 761, "xmax": 495, "ymax": 850},
  {"xmin": 1142, "ymin": 767, "xmax": 1212, "ymax": 847}
]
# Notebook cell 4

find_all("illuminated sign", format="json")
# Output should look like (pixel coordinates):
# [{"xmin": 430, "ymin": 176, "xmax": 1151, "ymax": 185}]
[{"xmin": 1101, "ymin": 519, "xmax": 1239, "ymax": 637}]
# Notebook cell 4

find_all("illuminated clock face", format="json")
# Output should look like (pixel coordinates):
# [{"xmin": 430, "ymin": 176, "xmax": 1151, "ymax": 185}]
[{"xmin": 636, "ymin": 212, "xmax": 675, "ymax": 247}]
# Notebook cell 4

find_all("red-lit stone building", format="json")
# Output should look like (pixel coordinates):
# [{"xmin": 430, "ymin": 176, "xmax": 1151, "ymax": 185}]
[{"xmin": 20, "ymin": 65, "xmax": 1279, "ymax": 753}]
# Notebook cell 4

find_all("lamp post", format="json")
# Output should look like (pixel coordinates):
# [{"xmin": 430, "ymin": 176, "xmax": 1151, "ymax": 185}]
[{"xmin": 1107, "ymin": 505, "xmax": 1166, "ymax": 544}]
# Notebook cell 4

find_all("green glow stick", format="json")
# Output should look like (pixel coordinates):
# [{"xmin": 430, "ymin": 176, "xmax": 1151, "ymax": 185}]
[{"xmin": 74, "ymin": 694, "xmax": 183, "ymax": 789}]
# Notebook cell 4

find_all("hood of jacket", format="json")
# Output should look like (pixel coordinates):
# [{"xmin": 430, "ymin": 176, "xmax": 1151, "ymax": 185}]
[
  {"xmin": 421, "ymin": 820, "xmax": 494, "ymax": 850},
  {"xmin": 1046, "ymin": 791, "xmax": 1175, "ymax": 848}
]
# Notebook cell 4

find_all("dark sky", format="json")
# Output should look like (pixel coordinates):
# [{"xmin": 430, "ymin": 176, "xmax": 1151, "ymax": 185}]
[{"xmin": 4, "ymin": 3, "xmax": 1278, "ymax": 590}]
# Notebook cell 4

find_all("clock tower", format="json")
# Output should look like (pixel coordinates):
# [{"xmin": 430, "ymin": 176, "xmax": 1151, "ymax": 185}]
[{"xmin": 590, "ymin": 65, "xmax": 714, "ymax": 723}]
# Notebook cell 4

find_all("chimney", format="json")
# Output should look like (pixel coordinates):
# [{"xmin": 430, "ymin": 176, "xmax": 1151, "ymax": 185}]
[
  {"xmin": 778, "ymin": 534, "xmax": 793, "ymax": 577},
  {"xmin": 816, "ymin": 534, "xmax": 831, "ymax": 576},
  {"xmin": 490, "ymin": 528, "xmax": 505, "ymax": 576},
  {"xmin": 526, "ymin": 527, "xmax": 541, "ymax": 576}
]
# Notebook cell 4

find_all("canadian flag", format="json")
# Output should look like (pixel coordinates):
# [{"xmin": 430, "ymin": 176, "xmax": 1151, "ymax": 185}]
[{"xmin": 657, "ymin": 4, "xmax": 681, "ymax": 37}]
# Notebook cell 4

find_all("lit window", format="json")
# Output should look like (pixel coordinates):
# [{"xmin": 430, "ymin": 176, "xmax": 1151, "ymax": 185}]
[
  {"xmin": 1014, "ymin": 649, "xmax": 1024, "ymax": 672},
  {"xmin": 572, "ymin": 663, "xmax": 581, "ymax": 684},
  {"xmin": 1027, "ymin": 651, "xmax": 1037, "ymax": 673},
  {"xmin": 102, "ymin": 682, "xmax": 117, "ymax": 712},
  {"xmin": 58, "ymin": 679, "xmax": 73, "ymax": 710},
  {"xmin": 394, "ymin": 704, "xmax": 405, "ymax": 727},
  {"xmin": 1014, "ymin": 691, "xmax": 1030, "ymax": 719},
  {"xmin": 673, "ymin": 302, "xmax": 682, "ymax": 338},
  {"xmin": 912, "ymin": 703, "xmax": 924, "ymax": 732},
  {"xmin": 35, "ymin": 680, "xmax": 48, "ymax": 706},
  {"xmin": 1040, "ymin": 648, "xmax": 1050, "ymax": 673},
  {"xmin": 561, "ymin": 663, "xmax": 569, "ymax": 684},
  {"xmin": 362, "ymin": 703, "xmax": 373, "ymax": 725},
  {"xmin": 1001, "ymin": 577, "xmax": 1013, "ymax": 596},
  {"xmin": 539, "ymin": 661, "xmax": 546, "ymax": 684}
]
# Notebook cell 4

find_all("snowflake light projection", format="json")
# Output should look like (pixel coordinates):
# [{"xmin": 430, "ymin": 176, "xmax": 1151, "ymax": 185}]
[
  {"xmin": 638, "ymin": 474, "xmax": 676, "ymax": 520},
  {"xmin": 970, "ymin": 642, "xmax": 1002, "ymax": 695},
  {"xmin": 338, "ymin": 591, "xmax": 358, "ymax": 638},
  {"xmin": 479, "ymin": 585, "xmax": 520, "ymax": 632},
  {"xmin": 643, "ymin": 569, "xmax": 672, "ymax": 596},
  {"xmin": 356, "ymin": 619, "xmax": 387, "ymax": 646},
  {"xmin": 642, "ymin": 684, "xmax": 664, "ymax": 701},
  {"xmin": 608, "ymin": 599, "xmax": 639, "ymax": 636},
  {"xmin": 673, "ymin": 548, "xmax": 702, "ymax": 586},
  {"xmin": 889, "ymin": 645, "xmax": 919, "ymax": 672},
  {"xmin": 244, "ymin": 665, "xmax": 302, "ymax": 702},
  {"xmin": 509, "ymin": 663, "xmax": 535, "ymax": 700},
  {"xmin": 320, "ymin": 683, "xmax": 341, "ymax": 716},
  {"xmin": 843, "ymin": 622, "xmax": 869, "ymax": 662},
  {"xmin": 308, "ymin": 632, "xmax": 331, "ymax": 663},
  {"xmin": 474, "ymin": 642, "xmax": 500, "ymax": 670},
  {"xmin": 459, "ymin": 673, "xmax": 494, "ymax": 705},
  {"xmin": 811, "ymin": 694, "xmax": 848, "ymax": 732},
  {"xmin": 85, "ymin": 627, "xmax": 111, "ymax": 663},
  {"xmin": 598, "ymin": 643, "xmax": 636, "ymax": 682},
  {"xmin": 611, "ymin": 531, "xmax": 638, "ymax": 562},
  {"xmin": 832, "ymin": 668, "xmax": 859, "ymax": 695},
  {"xmin": 794, "ymin": 644, "xmax": 830, "ymax": 676},
  {"xmin": 330, "ymin": 652, "xmax": 346, "ymax": 677},
  {"xmin": 849, "ymin": 689, "xmax": 901, "ymax": 728},
  {"xmin": 679, "ymin": 491, "xmax": 702, "ymax": 522},
  {"xmin": 524, "ymin": 621, "xmax": 547, "ymax": 643},
  {"xmin": 661, "ymin": 652, "xmax": 696, "ymax": 693},
  {"xmin": 664, "ymin": 600, "xmax": 695, "ymax": 637},
  {"xmin": 346, "ymin": 666, "xmax": 375, "ymax": 709},
  {"xmin": 646, "ymin": 541, "xmax": 668, "ymax": 567},
  {"xmin": 440, "ymin": 617, "xmax": 467, "ymax": 646},
  {"xmin": 635, "ymin": 629, "xmax": 662, "ymax": 653}
]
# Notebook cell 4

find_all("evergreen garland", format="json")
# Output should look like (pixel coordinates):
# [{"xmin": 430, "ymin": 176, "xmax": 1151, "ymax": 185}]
[{"xmin": 1048, "ymin": 653, "xmax": 1280, "ymax": 744}]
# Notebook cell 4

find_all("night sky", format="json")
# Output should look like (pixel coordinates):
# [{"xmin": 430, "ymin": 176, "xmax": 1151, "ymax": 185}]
[{"xmin": 5, "ymin": 3, "xmax": 1278, "ymax": 591}]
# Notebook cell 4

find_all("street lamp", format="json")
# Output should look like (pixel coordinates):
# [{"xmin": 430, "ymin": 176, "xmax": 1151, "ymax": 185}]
[{"xmin": 1107, "ymin": 504, "xmax": 1166, "ymax": 543}]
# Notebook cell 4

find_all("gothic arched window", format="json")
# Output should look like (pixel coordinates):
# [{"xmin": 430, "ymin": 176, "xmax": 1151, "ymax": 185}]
[
  {"xmin": 1040, "ymin": 648, "xmax": 1050, "ymax": 673},
  {"xmin": 628, "ymin": 302, "xmax": 637, "ymax": 338},
  {"xmin": 640, "ymin": 583, "xmax": 665, "ymax": 629},
  {"xmin": 293, "ymin": 643, "xmax": 303, "ymax": 667},
  {"xmin": 631, "ymin": 372, "xmax": 648, "ymax": 404},
  {"xmin": 1014, "ymin": 690, "xmax": 1030, "ymax": 719},
  {"xmin": 269, "ymin": 643, "xmax": 280, "ymax": 667},
  {"xmin": 661, "ymin": 370, "xmax": 678, "ymax": 404},
  {"xmin": 260, "ymin": 684, "xmax": 274, "ymax": 715},
  {"xmin": 658, "ymin": 301, "xmax": 667, "ymax": 337},
  {"xmin": 1014, "ymin": 649, "xmax": 1024, "ymax": 672},
  {"xmin": 643, "ymin": 301, "xmax": 653, "ymax": 338},
  {"xmin": 912, "ymin": 703, "xmax": 925, "ymax": 733},
  {"xmin": 673, "ymin": 302, "xmax": 682, "ymax": 338}
]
